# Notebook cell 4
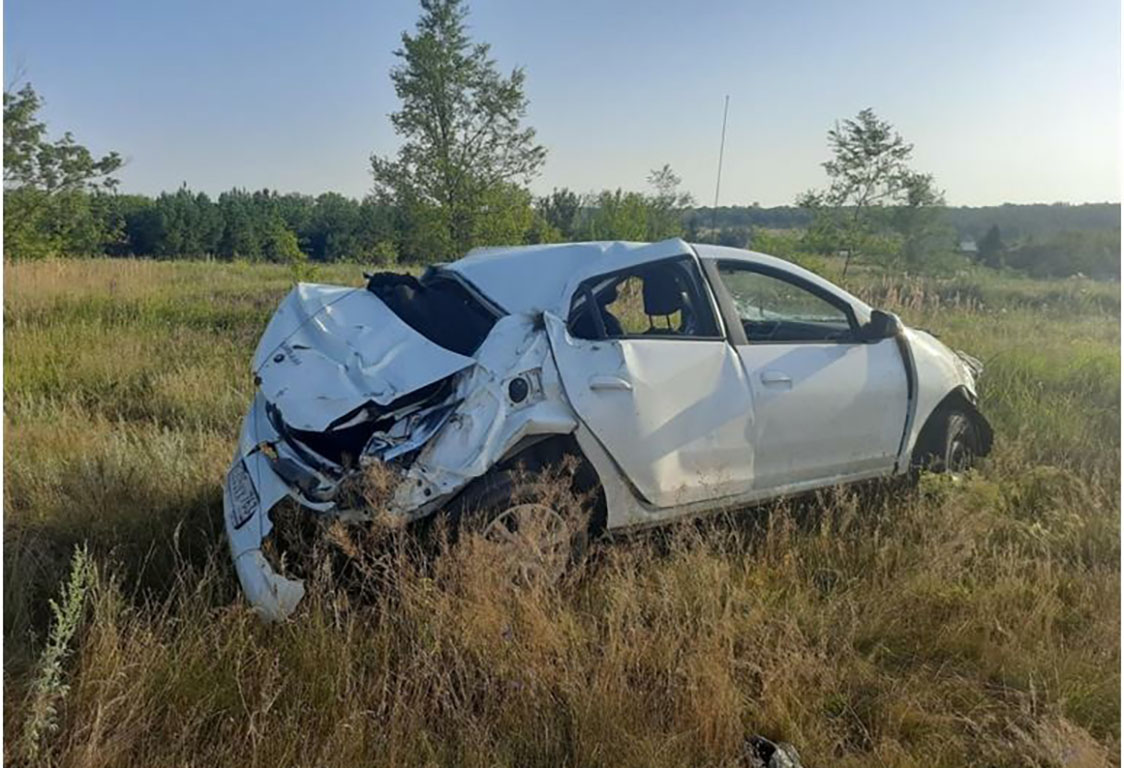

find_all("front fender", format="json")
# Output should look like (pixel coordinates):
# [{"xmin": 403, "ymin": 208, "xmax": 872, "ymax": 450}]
[{"xmin": 901, "ymin": 328, "xmax": 989, "ymax": 461}]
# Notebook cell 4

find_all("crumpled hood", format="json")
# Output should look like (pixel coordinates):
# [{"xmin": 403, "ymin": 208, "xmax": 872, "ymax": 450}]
[{"xmin": 252, "ymin": 283, "xmax": 476, "ymax": 432}]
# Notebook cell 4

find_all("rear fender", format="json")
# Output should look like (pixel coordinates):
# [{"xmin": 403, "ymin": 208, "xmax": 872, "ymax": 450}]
[{"xmin": 388, "ymin": 315, "xmax": 579, "ymax": 518}]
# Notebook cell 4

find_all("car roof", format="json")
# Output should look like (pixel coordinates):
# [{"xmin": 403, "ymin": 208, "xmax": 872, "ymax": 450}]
[
  {"xmin": 442, "ymin": 239, "xmax": 869, "ymax": 316},
  {"xmin": 443, "ymin": 241, "xmax": 677, "ymax": 315}
]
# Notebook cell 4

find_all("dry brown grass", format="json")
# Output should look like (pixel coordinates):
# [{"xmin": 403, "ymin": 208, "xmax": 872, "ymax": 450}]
[{"xmin": 3, "ymin": 258, "xmax": 1119, "ymax": 767}]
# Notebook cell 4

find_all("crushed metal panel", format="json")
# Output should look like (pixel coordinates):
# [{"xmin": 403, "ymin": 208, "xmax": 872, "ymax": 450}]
[
  {"xmin": 251, "ymin": 282, "xmax": 356, "ymax": 370},
  {"xmin": 253, "ymin": 285, "xmax": 475, "ymax": 432},
  {"xmin": 447, "ymin": 238, "xmax": 692, "ymax": 316},
  {"xmin": 389, "ymin": 315, "xmax": 579, "ymax": 515}
]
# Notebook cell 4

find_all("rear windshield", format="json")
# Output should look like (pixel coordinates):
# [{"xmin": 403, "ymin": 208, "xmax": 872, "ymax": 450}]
[{"xmin": 366, "ymin": 270, "xmax": 499, "ymax": 356}]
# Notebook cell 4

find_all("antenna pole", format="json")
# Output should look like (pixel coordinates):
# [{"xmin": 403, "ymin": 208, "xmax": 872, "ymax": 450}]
[{"xmin": 711, "ymin": 94, "xmax": 729, "ymax": 234}]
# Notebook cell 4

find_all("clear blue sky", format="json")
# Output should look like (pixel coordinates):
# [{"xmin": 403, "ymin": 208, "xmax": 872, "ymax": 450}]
[{"xmin": 4, "ymin": 0, "xmax": 1119, "ymax": 206}]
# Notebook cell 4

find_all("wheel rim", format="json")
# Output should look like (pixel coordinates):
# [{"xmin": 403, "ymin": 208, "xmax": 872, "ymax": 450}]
[
  {"xmin": 482, "ymin": 503, "xmax": 570, "ymax": 585},
  {"xmin": 947, "ymin": 431, "xmax": 975, "ymax": 473}
]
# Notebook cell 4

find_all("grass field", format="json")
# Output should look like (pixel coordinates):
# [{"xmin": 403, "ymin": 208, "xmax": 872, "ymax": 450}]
[{"xmin": 4, "ymin": 257, "xmax": 1120, "ymax": 767}]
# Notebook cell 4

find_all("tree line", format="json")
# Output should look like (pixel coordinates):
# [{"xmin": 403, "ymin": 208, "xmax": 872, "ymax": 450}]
[
  {"xmin": 691, "ymin": 203, "xmax": 1119, "ymax": 245},
  {"xmin": 1, "ymin": 175, "xmax": 699, "ymax": 265},
  {"xmin": 6, "ymin": 173, "xmax": 1117, "ymax": 279}
]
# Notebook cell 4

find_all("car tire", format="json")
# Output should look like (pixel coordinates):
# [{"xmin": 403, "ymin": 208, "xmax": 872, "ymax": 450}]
[
  {"xmin": 448, "ymin": 469, "xmax": 591, "ymax": 584},
  {"xmin": 919, "ymin": 408, "xmax": 980, "ymax": 474}
]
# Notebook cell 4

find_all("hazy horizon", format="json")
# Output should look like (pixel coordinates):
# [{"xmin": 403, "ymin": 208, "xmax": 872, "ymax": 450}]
[{"xmin": 4, "ymin": 0, "xmax": 1120, "ymax": 207}]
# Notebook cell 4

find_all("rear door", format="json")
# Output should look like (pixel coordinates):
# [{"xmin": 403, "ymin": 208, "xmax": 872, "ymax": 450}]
[
  {"xmin": 545, "ymin": 251, "xmax": 757, "ymax": 508},
  {"xmin": 705, "ymin": 260, "xmax": 908, "ymax": 490}
]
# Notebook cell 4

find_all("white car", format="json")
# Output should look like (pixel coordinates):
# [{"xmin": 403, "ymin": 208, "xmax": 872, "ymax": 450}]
[{"xmin": 224, "ymin": 239, "xmax": 992, "ymax": 618}]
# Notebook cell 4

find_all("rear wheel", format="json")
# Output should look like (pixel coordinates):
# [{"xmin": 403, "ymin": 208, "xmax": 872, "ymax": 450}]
[
  {"xmin": 449, "ymin": 468, "xmax": 593, "ymax": 586},
  {"xmin": 482, "ymin": 502, "xmax": 575, "ymax": 584}
]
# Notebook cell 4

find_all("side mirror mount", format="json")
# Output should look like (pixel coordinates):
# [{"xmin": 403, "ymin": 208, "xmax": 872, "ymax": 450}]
[{"xmin": 862, "ymin": 309, "xmax": 903, "ymax": 341}]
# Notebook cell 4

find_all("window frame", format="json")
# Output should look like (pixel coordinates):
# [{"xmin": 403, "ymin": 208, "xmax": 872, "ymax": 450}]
[
  {"xmin": 702, "ymin": 259, "xmax": 863, "ymax": 346},
  {"xmin": 567, "ymin": 255, "xmax": 725, "ymax": 342}
]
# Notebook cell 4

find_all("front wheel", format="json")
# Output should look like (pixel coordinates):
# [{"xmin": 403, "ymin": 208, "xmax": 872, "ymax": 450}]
[{"xmin": 917, "ymin": 409, "xmax": 981, "ymax": 474}]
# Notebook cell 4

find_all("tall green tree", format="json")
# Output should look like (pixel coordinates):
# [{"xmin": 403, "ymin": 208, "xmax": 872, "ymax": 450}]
[
  {"xmin": 976, "ymin": 224, "xmax": 1005, "ymax": 268},
  {"xmin": 371, "ymin": 0, "xmax": 546, "ymax": 260},
  {"xmin": 798, "ymin": 108, "xmax": 943, "ymax": 274},
  {"xmin": 537, "ymin": 188, "xmax": 580, "ymax": 239},
  {"xmin": 217, "ymin": 189, "xmax": 261, "ymax": 260},
  {"xmin": 3, "ymin": 83, "xmax": 123, "ymax": 258},
  {"xmin": 579, "ymin": 189, "xmax": 649, "ymax": 241},
  {"xmin": 645, "ymin": 164, "xmax": 693, "ymax": 240}
]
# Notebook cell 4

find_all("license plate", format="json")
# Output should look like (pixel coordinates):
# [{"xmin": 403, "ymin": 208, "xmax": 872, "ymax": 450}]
[{"xmin": 227, "ymin": 460, "xmax": 259, "ymax": 530}]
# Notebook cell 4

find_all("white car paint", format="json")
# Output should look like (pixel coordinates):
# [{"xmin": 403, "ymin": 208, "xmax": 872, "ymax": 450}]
[
  {"xmin": 254, "ymin": 284, "xmax": 475, "ymax": 432},
  {"xmin": 223, "ymin": 239, "xmax": 989, "ymax": 620},
  {"xmin": 734, "ymin": 339, "xmax": 909, "ymax": 488},
  {"xmin": 451, "ymin": 238, "xmax": 693, "ymax": 315},
  {"xmin": 546, "ymin": 313, "xmax": 758, "ymax": 507}
]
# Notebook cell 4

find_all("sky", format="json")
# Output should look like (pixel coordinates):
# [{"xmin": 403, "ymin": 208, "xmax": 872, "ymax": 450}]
[{"xmin": 3, "ymin": 0, "xmax": 1120, "ymax": 207}]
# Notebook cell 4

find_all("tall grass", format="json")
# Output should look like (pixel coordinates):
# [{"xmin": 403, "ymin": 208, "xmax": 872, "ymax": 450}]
[{"xmin": 4, "ymin": 258, "xmax": 1119, "ymax": 766}]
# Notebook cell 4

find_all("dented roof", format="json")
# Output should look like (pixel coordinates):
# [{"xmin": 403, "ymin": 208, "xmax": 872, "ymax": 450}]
[
  {"xmin": 444, "ymin": 238, "xmax": 872, "ymax": 317},
  {"xmin": 446, "ymin": 239, "xmax": 691, "ymax": 315}
]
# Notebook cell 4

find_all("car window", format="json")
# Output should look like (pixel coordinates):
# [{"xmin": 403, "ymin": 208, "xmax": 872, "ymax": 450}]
[
  {"xmin": 715, "ymin": 264, "xmax": 854, "ymax": 343},
  {"xmin": 569, "ymin": 257, "xmax": 720, "ymax": 340},
  {"xmin": 367, "ymin": 270, "xmax": 498, "ymax": 355}
]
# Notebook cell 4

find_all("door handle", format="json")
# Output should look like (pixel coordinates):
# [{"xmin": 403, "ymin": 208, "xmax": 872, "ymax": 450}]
[
  {"xmin": 589, "ymin": 375, "xmax": 632, "ymax": 392},
  {"xmin": 760, "ymin": 370, "xmax": 792, "ymax": 386}
]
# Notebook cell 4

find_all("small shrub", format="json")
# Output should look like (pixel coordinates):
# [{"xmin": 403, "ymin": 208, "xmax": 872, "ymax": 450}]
[{"xmin": 19, "ymin": 544, "xmax": 95, "ymax": 763}]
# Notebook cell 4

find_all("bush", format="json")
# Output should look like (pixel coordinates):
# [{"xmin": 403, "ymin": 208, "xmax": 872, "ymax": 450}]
[{"xmin": 1005, "ymin": 229, "xmax": 1121, "ymax": 280}]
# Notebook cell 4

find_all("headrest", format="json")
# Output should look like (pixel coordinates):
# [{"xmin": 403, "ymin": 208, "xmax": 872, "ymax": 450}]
[{"xmin": 642, "ymin": 268, "xmax": 684, "ymax": 316}]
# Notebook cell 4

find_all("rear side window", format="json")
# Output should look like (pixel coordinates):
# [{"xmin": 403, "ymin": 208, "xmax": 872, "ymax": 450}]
[
  {"xmin": 367, "ymin": 271, "xmax": 498, "ymax": 355},
  {"xmin": 568, "ymin": 256, "xmax": 720, "ymax": 340}
]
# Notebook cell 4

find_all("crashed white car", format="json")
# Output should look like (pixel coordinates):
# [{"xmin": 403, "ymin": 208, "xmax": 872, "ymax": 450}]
[{"xmin": 224, "ymin": 239, "xmax": 991, "ymax": 618}]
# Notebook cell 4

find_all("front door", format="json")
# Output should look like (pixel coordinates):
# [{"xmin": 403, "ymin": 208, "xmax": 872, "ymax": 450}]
[
  {"xmin": 545, "ymin": 253, "xmax": 756, "ymax": 508},
  {"xmin": 707, "ymin": 261, "xmax": 909, "ymax": 490}
]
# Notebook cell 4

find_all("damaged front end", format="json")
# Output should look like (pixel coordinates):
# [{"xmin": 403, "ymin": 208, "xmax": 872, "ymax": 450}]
[{"xmin": 224, "ymin": 272, "xmax": 572, "ymax": 620}]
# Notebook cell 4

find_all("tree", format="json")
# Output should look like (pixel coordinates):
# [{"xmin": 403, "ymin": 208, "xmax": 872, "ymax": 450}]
[
  {"xmin": 4, "ymin": 83, "xmax": 124, "ymax": 258},
  {"xmin": 307, "ymin": 192, "xmax": 361, "ymax": 261},
  {"xmin": 888, "ymin": 170, "xmax": 949, "ymax": 270},
  {"xmin": 1005, "ymin": 229, "xmax": 1119, "ymax": 280},
  {"xmin": 976, "ymin": 224, "xmax": 1005, "ymax": 268},
  {"xmin": 798, "ymin": 108, "xmax": 943, "ymax": 275},
  {"xmin": 645, "ymin": 164, "xmax": 693, "ymax": 240},
  {"xmin": 371, "ymin": 0, "xmax": 546, "ymax": 260},
  {"xmin": 471, "ymin": 182, "xmax": 536, "ymax": 246},
  {"xmin": 261, "ymin": 215, "xmax": 305, "ymax": 265},
  {"xmin": 217, "ymin": 189, "xmax": 261, "ymax": 260},
  {"xmin": 537, "ymin": 188, "xmax": 580, "ymax": 239},
  {"xmin": 4, "ymin": 84, "xmax": 121, "ymax": 194},
  {"xmin": 583, "ymin": 189, "xmax": 646, "ymax": 241}
]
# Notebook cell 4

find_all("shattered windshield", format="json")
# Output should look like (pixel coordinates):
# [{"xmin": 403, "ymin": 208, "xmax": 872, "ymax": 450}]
[{"xmin": 366, "ymin": 270, "xmax": 499, "ymax": 356}]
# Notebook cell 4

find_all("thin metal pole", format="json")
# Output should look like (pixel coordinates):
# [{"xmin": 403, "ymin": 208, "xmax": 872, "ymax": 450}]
[{"xmin": 711, "ymin": 94, "xmax": 729, "ymax": 234}]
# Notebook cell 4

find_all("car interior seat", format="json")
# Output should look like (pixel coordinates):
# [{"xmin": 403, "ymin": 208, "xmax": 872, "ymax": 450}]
[{"xmin": 641, "ymin": 267, "xmax": 686, "ymax": 333}]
